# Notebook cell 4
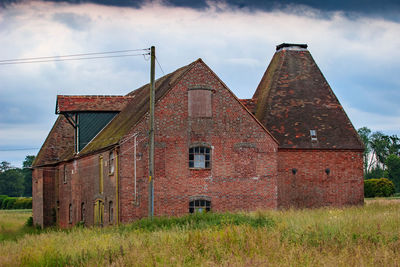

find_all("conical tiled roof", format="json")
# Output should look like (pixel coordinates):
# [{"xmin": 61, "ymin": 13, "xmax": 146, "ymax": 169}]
[{"xmin": 253, "ymin": 44, "xmax": 363, "ymax": 150}]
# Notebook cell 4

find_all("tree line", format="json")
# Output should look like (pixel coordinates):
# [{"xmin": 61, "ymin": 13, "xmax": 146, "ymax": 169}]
[
  {"xmin": 0, "ymin": 155, "xmax": 34, "ymax": 197},
  {"xmin": 358, "ymin": 127, "xmax": 400, "ymax": 192}
]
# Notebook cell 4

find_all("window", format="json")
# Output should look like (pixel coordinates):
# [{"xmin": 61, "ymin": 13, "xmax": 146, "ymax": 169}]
[
  {"xmin": 188, "ymin": 88, "xmax": 212, "ymax": 117},
  {"xmin": 69, "ymin": 204, "xmax": 72, "ymax": 224},
  {"xmin": 109, "ymin": 151, "xmax": 115, "ymax": 174},
  {"xmin": 94, "ymin": 200, "xmax": 104, "ymax": 227},
  {"xmin": 189, "ymin": 146, "xmax": 210, "ymax": 168},
  {"xmin": 310, "ymin": 129, "xmax": 318, "ymax": 142},
  {"xmin": 63, "ymin": 165, "xmax": 68, "ymax": 184},
  {"xmin": 99, "ymin": 156, "xmax": 104, "ymax": 194},
  {"xmin": 109, "ymin": 201, "xmax": 113, "ymax": 223},
  {"xmin": 189, "ymin": 199, "xmax": 211, "ymax": 213},
  {"xmin": 81, "ymin": 202, "xmax": 85, "ymax": 222}
]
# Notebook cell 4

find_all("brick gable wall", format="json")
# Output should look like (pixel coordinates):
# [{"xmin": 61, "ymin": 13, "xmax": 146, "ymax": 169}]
[{"xmin": 118, "ymin": 61, "xmax": 278, "ymax": 222}]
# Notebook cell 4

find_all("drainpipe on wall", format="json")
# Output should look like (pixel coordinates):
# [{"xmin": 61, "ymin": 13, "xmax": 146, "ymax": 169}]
[{"xmin": 115, "ymin": 148, "xmax": 119, "ymax": 226}]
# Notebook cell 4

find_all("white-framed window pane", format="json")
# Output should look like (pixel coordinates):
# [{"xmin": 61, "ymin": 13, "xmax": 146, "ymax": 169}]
[{"xmin": 194, "ymin": 154, "xmax": 205, "ymax": 168}]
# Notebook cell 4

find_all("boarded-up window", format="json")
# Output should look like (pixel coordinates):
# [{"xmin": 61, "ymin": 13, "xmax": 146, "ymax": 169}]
[{"xmin": 188, "ymin": 89, "xmax": 212, "ymax": 117}]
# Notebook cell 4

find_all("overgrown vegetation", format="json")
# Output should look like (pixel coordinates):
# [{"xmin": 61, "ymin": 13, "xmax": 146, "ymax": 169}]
[
  {"xmin": 0, "ymin": 210, "xmax": 39, "ymax": 242},
  {"xmin": 364, "ymin": 178, "xmax": 395, "ymax": 197},
  {"xmin": 1, "ymin": 199, "xmax": 400, "ymax": 266},
  {"xmin": 0, "ymin": 195, "xmax": 32, "ymax": 209}
]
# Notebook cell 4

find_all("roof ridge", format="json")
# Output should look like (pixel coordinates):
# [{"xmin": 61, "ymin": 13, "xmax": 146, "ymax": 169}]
[
  {"xmin": 57, "ymin": 95, "xmax": 133, "ymax": 98},
  {"xmin": 79, "ymin": 58, "xmax": 199, "ymax": 156}
]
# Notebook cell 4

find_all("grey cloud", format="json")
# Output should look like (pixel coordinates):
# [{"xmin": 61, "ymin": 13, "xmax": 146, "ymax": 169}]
[{"xmin": 52, "ymin": 12, "xmax": 92, "ymax": 30}]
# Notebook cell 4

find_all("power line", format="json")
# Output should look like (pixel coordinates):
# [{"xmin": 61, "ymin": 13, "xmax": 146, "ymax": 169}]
[
  {"xmin": 0, "ymin": 148, "xmax": 39, "ymax": 151},
  {"xmin": 155, "ymin": 56, "xmax": 165, "ymax": 75},
  {"xmin": 0, "ymin": 48, "xmax": 150, "ymax": 63},
  {"xmin": 0, "ymin": 53, "xmax": 150, "ymax": 65}
]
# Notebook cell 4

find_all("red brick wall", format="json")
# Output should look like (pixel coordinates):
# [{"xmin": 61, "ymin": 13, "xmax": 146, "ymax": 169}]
[
  {"xmin": 56, "ymin": 153, "xmax": 118, "ymax": 228},
  {"xmin": 32, "ymin": 168, "xmax": 43, "ymax": 227},
  {"xmin": 277, "ymin": 149, "xmax": 364, "ymax": 208},
  {"xmin": 32, "ymin": 167, "xmax": 56, "ymax": 228},
  {"xmin": 118, "ymin": 60, "xmax": 278, "ymax": 222}
]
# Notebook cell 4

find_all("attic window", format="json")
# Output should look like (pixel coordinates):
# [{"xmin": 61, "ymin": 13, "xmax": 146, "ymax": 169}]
[
  {"xmin": 310, "ymin": 130, "xmax": 318, "ymax": 142},
  {"xmin": 188, "ymin": 87, "xmax": 212, "ymax": 117}
]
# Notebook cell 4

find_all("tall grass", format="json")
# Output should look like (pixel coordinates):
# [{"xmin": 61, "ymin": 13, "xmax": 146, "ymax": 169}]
[
  {"xmin": 0, "ymin": 209, "xmax": 37, "ymax": 242},
  {"xmin": 1, "ymin": 200, "xmax": 400, "ymax": 266}
]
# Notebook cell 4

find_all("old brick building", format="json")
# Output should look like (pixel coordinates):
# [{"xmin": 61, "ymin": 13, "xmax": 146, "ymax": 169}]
[{"xmin": 32, "ymin": 44, "xmax": 364, "ymax": 228}]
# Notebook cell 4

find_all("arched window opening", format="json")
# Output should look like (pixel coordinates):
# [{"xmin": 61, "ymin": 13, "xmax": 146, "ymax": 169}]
[
  {"xmin": 69, "ymin": 204, "xmax": 73, "ymax": 224},
  {"xmin": 109, "ymin": 151, "xmax": 115, "ymax": 174},
  {"xmin": 94, "ymin": 200, "xmax": 104, "ymax": 227},
  {"xmin": 109, "ymin": 201, "xmax": 114, "ymax": 223},
  {"xmin": 81, "ymin": 202, "xmax": 85, "ymax": 222},
  {"xmin": 189, "ymin": 199, "xmax": 211, "ymax": 213},
  {"xmin": 189, "ymin": 146, "xmax": 210, "ymax": 169}
]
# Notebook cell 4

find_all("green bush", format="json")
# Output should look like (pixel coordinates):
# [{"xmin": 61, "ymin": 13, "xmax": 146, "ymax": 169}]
[
  {"xmin": 0, "ymin": 197, "xmax": 32, "ymax": 209},
  {"xmin": 24, "ymin": 198, "xmax": 32, "ymax": 209},
  {"xmin": 5, "ymin": 197, "xmax": 17, "ymax": 209},
  {"xmin": 25, "ymin": 216, "xmax": 33, "ymax": 227},
  {"xmin": 1, "ymin": 197, "xmax": 10, "ymax": 209},
  {"xmin": 364, "ymin": 178, "xmax": 395, "ymax": 198},
  {"xmin": 0, "ymin": 195, "xmax": 8, "ymax": 208}
]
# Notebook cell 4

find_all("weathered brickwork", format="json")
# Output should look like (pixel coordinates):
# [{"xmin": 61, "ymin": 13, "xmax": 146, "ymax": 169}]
[
  {"xmin": 32, "ymin": 167, "xmax": 56, "ymax": 227},
  {"xmin": 33, "ymin": 53, "xmax": 364, "ymax": 228},
  {"xmin": 56, "ymin": 95, "xmax": 133, "ymax": 112},
  {"xmin": 277, "ymin": 149, "xmax": 364, "ymax": 208},
  {"xmin": 118, "ymin": 61, "xmax": 278, "ymax": 222},
  {"xmin": 54, "ymin": 152, "xmax": 120, "ymax": 228}
]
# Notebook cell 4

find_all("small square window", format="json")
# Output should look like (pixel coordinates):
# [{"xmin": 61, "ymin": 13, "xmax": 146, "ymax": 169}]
[{"xmin": 189, "ymin": 146, "xmax": 211, "ymax": 169}]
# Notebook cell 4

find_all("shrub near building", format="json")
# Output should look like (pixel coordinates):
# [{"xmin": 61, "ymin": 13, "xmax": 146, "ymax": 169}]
[
  {"xmin": 0, "ymin": 195, "xmax": 32, "ymax": 209},
  {"xmin": 364, "ymin": 178, "xmax": 395, "ymax": 198}
]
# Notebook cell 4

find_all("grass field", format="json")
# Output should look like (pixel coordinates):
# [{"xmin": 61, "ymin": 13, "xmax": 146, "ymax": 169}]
[{"xmin": 1, "ymin": 199, "xmax": 400, "ymax": 266}]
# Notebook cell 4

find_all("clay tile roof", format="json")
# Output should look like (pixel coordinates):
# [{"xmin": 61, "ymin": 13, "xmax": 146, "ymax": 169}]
[
  {"xmin": 79, "ymin": 59, "xmax": 200, "ymax": 155},
  {"xmin": 253, "ymin": 44, "xmax": 363, "ymax": 150},
  {"xmin": 239, "ymin": 99, "xmax": 256, "ymax": 114},
  {"xmin": 56, "ymin": 95, "xmax": 133, "ymax": 113},
  {"xmin": 32, "ymin": 115, "xmax": 75, "ymax": 167}
]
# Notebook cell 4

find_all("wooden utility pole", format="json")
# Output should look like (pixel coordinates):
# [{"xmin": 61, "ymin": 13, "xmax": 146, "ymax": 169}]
[{"xmin": 148, "ymin": 46, "xmax": 155, "ymax": 218}]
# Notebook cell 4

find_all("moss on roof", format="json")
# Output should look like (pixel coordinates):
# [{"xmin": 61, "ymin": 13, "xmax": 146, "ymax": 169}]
[
  {"xmin": 79, "ymin": 59, "xmax": 198, "ymax": 155},
  {"xmin": 253, "ymin": 49, "xmax": 363, "ymax": 150},
  {"xmin": 32, "ymin": 115, "xmax": 75, "ymax": 167}
]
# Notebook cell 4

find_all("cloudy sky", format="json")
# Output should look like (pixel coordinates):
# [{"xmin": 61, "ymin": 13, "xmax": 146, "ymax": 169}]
[{"xmin": 1, "ymin": 0, "xmax": 400, "ymax": 167}]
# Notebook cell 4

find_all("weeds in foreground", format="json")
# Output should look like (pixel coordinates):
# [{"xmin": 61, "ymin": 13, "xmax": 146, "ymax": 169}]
[{"xmin": 0, "ymin": 199, "xmax": 400, "ymax": 266}]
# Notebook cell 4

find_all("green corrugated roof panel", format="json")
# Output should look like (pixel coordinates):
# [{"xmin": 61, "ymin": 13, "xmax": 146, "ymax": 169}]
[{"xmin": 78, "ymin": 112, "xmax": 118, "ymax": 151}]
